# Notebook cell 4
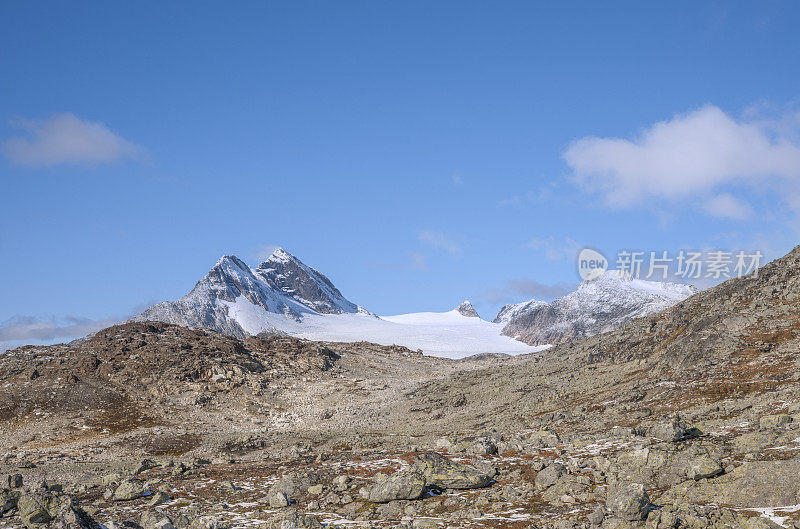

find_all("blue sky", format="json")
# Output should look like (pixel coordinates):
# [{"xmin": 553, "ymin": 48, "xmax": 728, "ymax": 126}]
[{"xmin": 3, "ymin": 1, "xmax": 800, "ymax": 349}]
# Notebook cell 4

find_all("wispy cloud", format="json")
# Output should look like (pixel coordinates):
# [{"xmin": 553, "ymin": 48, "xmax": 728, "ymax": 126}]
[
  {"xmin": 525, "ymin": 236, "xmax": 582, "ymax": 262},
  {"xmin": 418, "ymin": 230, "xmax": 462, "ymax": 256},
  {"xmin": 478, "ymin": 279, "xmax": 574, "ymax": 305},
  {"xmin": 0, "ymin": 303, "xmax": 155, "ymax": 353},
  {"xmin": 563, "ymin": 104, "xmax": 800, "ymax": 213},
  {"xmin": 703, "ymin": 193, "xmax": 754, "ymax": 220},
  {"xmin": 2, "ymin": 113, "xmax": 143, "ymax": 167},
  {"xmin": 451, "ymin": 170, "xmax": 464, "ymax": 186},
  {"xmin": 251, "ymin": 244, "xmax": 280, "ymax": 264},
  {"xmin": 409, "ymin": 252, "xmax": 428, "ymax": 270},
  {"xmin": 0, "ymin": 315, "xmax": 117, "ymax": 342}
]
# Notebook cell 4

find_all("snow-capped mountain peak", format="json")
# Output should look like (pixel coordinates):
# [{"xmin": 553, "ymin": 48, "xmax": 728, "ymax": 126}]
[
  {"xmin": 455, "ymin": 300, "xmax": 480, "ymax": 318},
  {"xmin": 135, "ymin": 250, "xmax": 363, "ymax": 337},
  {"xmin": 496, "ymin": 270, "xmax": 697, "ymax": 345},
  {"xmin": 254, "ymin": 248, "xmax": 359, "ymax": 315},
  {"xmin": 265, "ymin": 247, "xmax": 293, "ymax": 264}
]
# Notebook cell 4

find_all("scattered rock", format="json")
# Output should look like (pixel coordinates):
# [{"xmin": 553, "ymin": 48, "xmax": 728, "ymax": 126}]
[
  {"xmin": 141, "ymin": 510, "xmax": 176, "ymax": 529},
  {"xmin": 759, "ymin": 414, "xmax": 792, "ymax": 430},
  {"xmin": 367, "ymin": 470, "xmax": 426, "ymax": 503},
  {"xmin": 268, "ymin": 491, "xmax": 289, "ymax": 508},
  {"xmin": 687, "ymin": 455, "xmax": 724, "ymax": 480},
  {"xmin": 606, "ymin": 482, "xmax": 651, "ymax": 521},
  {"xmin": 147, "ymin": 490, "xmax": 171, "ymax": 506},
  {"xmin": 113, "ymin": 478, "xmax": 144, "ymax": 501},
  {"xmin": 650, "ymin": 417, "xmax": 691, "ymax": 442},
  {"xmin": 413, "ymin": 451, "xmax": 494, "ymax": 490},
  {"xmin": 535, "ymin": 462, "xmax": 566, "ymax": 491}
]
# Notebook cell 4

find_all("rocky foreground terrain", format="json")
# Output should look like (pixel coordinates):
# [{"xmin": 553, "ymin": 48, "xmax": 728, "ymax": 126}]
[{"xmin": 2, "ymin": 245, "xmax": 800, "ymax": 529}]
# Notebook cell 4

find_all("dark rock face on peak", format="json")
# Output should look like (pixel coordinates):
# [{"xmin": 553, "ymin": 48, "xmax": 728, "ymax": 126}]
[
  {"xmin": 254, "ymin": 248, "xmax": 358, "ymax": 315},
  {"xmin": 455, "ymin": 300, "xmax": 480, "ymax": 318},
  {"xmin": 134, "ymin": 248, "xmax": 363, "ymax": 338}
]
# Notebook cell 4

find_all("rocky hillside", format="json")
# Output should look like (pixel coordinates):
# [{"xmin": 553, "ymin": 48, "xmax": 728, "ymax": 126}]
[
  {"xmin": 496, "ymin": 270, "xmax": 697, "ymax": 345},
  {"xmin": 1, "ymin": 246, "xmax": 800, "ymax": 529}
]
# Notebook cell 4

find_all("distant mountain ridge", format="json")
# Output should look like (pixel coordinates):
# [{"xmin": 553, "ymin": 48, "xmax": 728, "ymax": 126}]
[
  {"xmin": 134, "ymin": 249, "xmax": 698, "ymax": 356},
  {"xmin": 495, "ymin": 270, "xmax": 697, "ymax": 345},
  {"xmin": 133, "ymin": 249, "xmax": 537, "ymax": 358}
]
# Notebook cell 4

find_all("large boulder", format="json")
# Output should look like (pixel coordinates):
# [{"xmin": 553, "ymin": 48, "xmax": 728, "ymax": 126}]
[
  {"xmin": 412, "ymin": 451, "xmax": 494, "ymax": 490},
  {"xmin": 1, "ymin": 488, "xmax": 20, "ymax": 515},
  {"xmin": 113, "ymin": 478, "xmax": 144, "ymax": 501},
  {"xmin": 17, "ymin": 489, "xmax": 100, "ymax": 529},
  {"xmin": 466, "ymin": 437, "xmax": 498, "ymax": 456},
  {"xmin": 140, "ymin": 511, "xmax": 176, "ymax": 529},
  {"xmin": 658, "ymin": 459, "xmax": 800, "ymax": 507},
  {"xmin": 269, "ymin": 473, "xmax": 313, "ymax": 498},
  {"xmin": 650, "ymin": 418, "xmax": 692, "ymax": 442},
  {"xmin": 526, "ymin": 430, "xmax": 562, "ymax": 448},
  {"xmin": 686, "ymin": 455, "xmax": 724, "ymax": 481},
  {"xmin": 606, "ymin": 482, "xmax": 651, "ymax": 521},
  {"xmin": 535, "ymin": 462, "xmax": 566, "ymax": 491},
  {"xmin": 367, "ymin": 470, "xmax": 426, "ymax": 503}
]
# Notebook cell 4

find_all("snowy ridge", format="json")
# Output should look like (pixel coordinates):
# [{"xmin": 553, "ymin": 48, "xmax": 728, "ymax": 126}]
[
  {"xmin": 134, "ymin": 249, "xmax": 541, "ymax": 359},
  {"xmin": 497, "ymin": 270, "xmax": 698, "ymax": 345},
  {"xmin": 493, "ymin": 299, "xmax": 548, "ymax": 325}
]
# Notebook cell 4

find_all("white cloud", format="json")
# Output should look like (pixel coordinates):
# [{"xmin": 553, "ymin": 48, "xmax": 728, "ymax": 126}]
[
  {"xmin": 451, "ymin": 171, "xmax": 464, "ymax": 186},
  {"xmin": 563, "ymin": 105, "xmax": 800, "ymax": 208},
  {"xmin": 0, "ymin": 315, "xmax": 116, "ymax": 341},
  {"xmin": 704, "ymin": 193, "xmax": 754, "ymax": 220},
  {"xmin": 2, "ymin": 113, "xmax": 143, "ymax": 167},
  {"xmin": 418, "ymin": 230, "xmax": 461, "ymax": 256},
  {"xmin": 409, "ymin": 252, "xmax": 428, "ymax": 270},
  {"xmin": 0, "ymin": 303, "xmax": 155, "ymax": 352},
  {"xmin": 526, "ymin": 236, "xmax": 582, "ymax": 262}
]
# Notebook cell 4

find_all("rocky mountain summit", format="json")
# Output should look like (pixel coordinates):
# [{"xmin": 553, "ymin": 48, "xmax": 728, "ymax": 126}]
[
  {"xmin": 455, "ymin": 300, "xmax": 480, "ymax": 318},
  {"xmin": 1, "ymin": 245, "xmax": 799, "ymax": 529},
  {"xmin": 135, "ymin": 249, "xmax": 366, "ymax": 338},
  {"xmin": 496, "ymin": 270, "xmax": 697, "ymax": 345}
]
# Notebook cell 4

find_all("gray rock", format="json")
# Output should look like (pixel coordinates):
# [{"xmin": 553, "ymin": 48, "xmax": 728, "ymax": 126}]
[
  {"xmin": 268, "ymin": 491, "xmax": 289, "ymax": 508},
  {"xmin": 535, "ymin": 462, "xmax": 566, "ymax": 491},
  {"xmin": 744, "ymin": 516, "xmax": 785, "ymax": 529},
  {"xmin": 606, "ymin": 482, "xmax": 651, "ymax": 521},
  {"xmin": 17, "ymin": 490, "xmax": 99, "ymax": 529},
  {"xmin": 113, "ymin": 478, "xmax": 144, "ymax": 501},
  {"xmin": 760, "ymin": 414, "xmax": 792, "ymax": 430},
  {"xmin": 148, "ymin": 491, "xmax": 171, "ymax": 506},
  {"xmin": 140, "ymin": 511, "xmax": 176, "ymax": 529},
  {"xmin": 413, "ymin": 451, "xmax": 493, "ymax": 490},
  {"xmin": 650, "ymin": 418, "xmax": 690, "ymax": 442},
  {"xmin": 687, "ymin": 455, "xmax": 724, "ymax": 480},
  {"xmin": 368, "ymin": 470, "xmax": 426, "ymax": 503}
]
